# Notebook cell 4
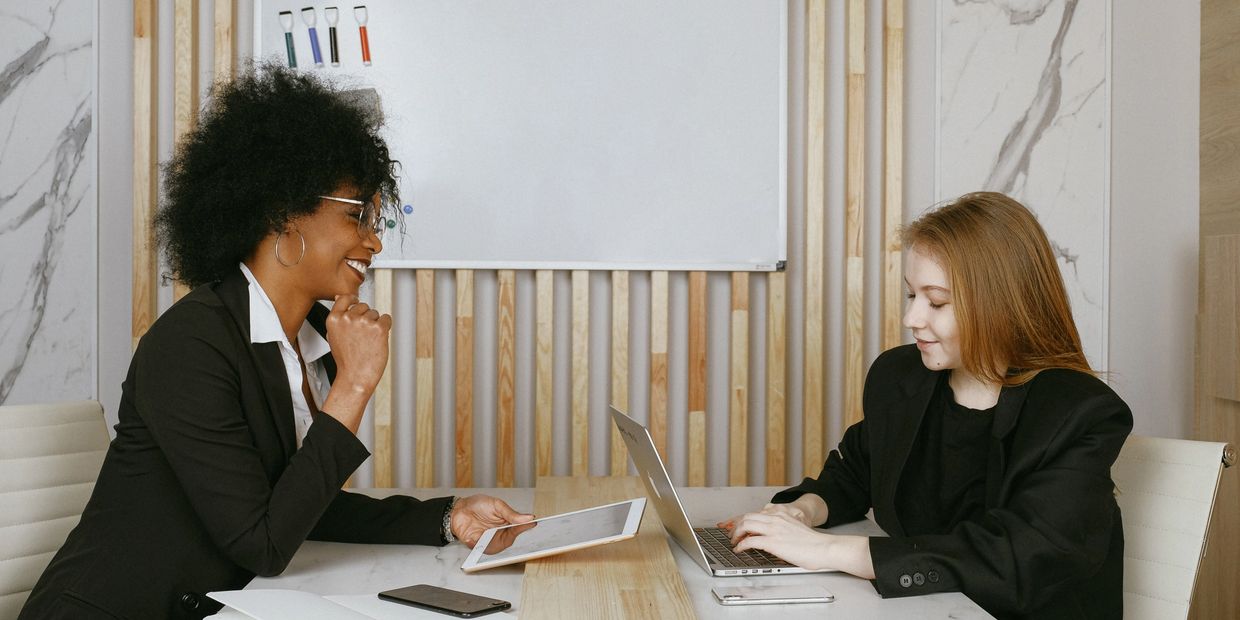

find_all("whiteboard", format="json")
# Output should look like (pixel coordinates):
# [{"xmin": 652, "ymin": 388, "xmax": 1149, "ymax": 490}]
[{"xmin": 256, "ymin": 1, "xmax": 787, "ymax": 271}]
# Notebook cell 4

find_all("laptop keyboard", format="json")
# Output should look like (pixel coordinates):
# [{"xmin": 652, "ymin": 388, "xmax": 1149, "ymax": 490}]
[{"xmin": 694, "ymin": 527, "xmax": 793, "ymax": 569}]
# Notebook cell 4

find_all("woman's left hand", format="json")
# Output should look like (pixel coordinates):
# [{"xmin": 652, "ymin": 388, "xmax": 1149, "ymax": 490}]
[
  {"xmin": 449, "ymin": 495, "xmax": 535, "ymax": 549},
  {"xmin": 729, "ymin": 512, "xmax": 875, "ymax": 578}
]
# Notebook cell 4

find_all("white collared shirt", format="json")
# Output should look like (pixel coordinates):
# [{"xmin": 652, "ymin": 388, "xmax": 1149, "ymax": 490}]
[{"xmin": 240, "ymin": 263, "xmax": 333, "ymax": 448}]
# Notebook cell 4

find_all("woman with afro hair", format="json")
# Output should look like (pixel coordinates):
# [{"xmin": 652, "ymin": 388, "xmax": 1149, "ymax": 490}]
[{"xmin": 21, "ymin": 63, "xmax": 532, "ymax": 620}]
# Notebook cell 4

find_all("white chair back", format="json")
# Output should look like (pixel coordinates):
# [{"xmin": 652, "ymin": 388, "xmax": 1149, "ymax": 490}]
[
  {"xmin": 0, "ymin": 401, "xmax": 109, "ymax": 619},
  {"xmin": 1112, "ymin": 435, "xmax": 1234, "ymax": 620}
]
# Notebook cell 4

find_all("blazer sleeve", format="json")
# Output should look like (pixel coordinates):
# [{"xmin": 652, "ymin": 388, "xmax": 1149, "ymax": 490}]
[
  {"xmin": 132, "ymin": 302, "xmax": 370, "ymax": 577},
  {"xmin": 867, "ymin": 389, "xmax": 1132, "ymax": 615},
  {"xmin": 309, "ymin": 491, "xmax": 454, "ymax": 546},
  {"xmin": 770, "ymin": 418, "xmax": 873, "ymax": 527}
]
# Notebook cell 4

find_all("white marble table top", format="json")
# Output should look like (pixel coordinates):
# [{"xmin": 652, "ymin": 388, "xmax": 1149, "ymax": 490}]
[{"xmin": 211, "ymin": 486, "xmax": 993, "ymax": 619}]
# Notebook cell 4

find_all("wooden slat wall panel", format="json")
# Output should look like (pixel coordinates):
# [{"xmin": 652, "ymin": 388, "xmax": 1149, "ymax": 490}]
[
  {"xmin": 415, "ymin": 270, "xmax": 435, "ymax": 487},
  {"xmin": 571, "ymin": 271, "xmax": 589, "ymax": 477},
  {"xmin": 372, "ymin": 269, "xmax": 394, "ymax": 487},
  {"xmin": 1196, "ymin": 11, "xmax": 1240, "ymax": 620},
  {"xmin": 729, "ymin": 273, "xmax": 749, "ymax": 486},
  {"xmin": 535, "ymin": 270, "xmax": 554, "ymax": 477},
  {"xmin": 843, "ymin": 0, "xmax": 866, "ymax": 430},
  {"xmin": 454, "ymin": 270, "xmax": 474, "ymax": 486},
  {"xmin": 496, "ymin": 270, "xmax": 516, "ymax": 487},
  {"xmin": 610, "ymin": 272, "xmax": 630, "ymax": 476},
  {"xmin": 1194, "ymin": 238, "xmax": 1240, "ymax": 620},
  {"xmin": 687, "ymin": 272, "xmax": 707, "ymax": 486},
  {"xmin": 766, "ymin": 272, "xmax": 787, "ymax": 485},
  {"xmin": 803, "ymin": 0, "xmax": 828, "ymax": 475},
  {"xmin": 171, "ymin": 0, "xmax": 196, "ymax": 302},
  {"xmin": 213, "ymin": 0, "xmax": 233, "ymax": 81},
  {"xmin": 649, "ymin": 271, "xmax": 670, "ymax": 460},
  {"xmin": 882, "ymin": 0, "xmax": 905, "ymax": 351},
  {"xmin": 132, "ymin": 0, "xmax": 158, "ymax": 349}
]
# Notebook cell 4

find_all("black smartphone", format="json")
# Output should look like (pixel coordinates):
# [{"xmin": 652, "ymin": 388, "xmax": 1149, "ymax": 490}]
[{"xmin": 377, "ymin": 584, "xmax": 511, "ymax": 618}]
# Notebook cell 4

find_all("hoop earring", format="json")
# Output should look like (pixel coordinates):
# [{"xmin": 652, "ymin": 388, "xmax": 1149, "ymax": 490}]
[{"xmin": 274, "ymin": 230, "xmax": 305, "ymax": 267}]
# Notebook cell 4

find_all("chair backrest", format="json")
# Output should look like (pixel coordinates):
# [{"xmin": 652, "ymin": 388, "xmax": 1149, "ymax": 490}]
[
  {"xmin": 0, "ymin": 401, "xmax": 109, "ymax": 619},
  {"xmin": 1111, "ymin": 435, "xmax": 1234, "ymax": 620}
]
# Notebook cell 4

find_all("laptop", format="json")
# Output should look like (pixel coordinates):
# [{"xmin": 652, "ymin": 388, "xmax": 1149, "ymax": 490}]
[{"xmin": 610, "ymin": 406, "xmax": 832, "ymax": 576}]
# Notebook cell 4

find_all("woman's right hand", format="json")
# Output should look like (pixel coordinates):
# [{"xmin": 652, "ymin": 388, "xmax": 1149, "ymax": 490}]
[
  {"xmin": 322, "ymin": 294, "xmax": 392, "ymax": 432},
  {"xmin": 717, "ymin": 494, "xmax": 827, "ymax": 531}
]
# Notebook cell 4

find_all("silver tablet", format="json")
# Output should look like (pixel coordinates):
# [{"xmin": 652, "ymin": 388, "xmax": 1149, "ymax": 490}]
[{"xmin": 460, "ymin": 497, "xmax": 646, "ymax": 573}]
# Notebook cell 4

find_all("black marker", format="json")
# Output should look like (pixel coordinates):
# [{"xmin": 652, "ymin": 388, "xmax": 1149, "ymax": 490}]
[{"xmin": 325, "ymin": 7, "xmax": 340, "ymax": 66}]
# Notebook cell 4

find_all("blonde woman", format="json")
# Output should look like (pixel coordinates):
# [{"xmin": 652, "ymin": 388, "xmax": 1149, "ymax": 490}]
[{"xmin": 725, "ymin": 193, "xmax": 1130, "ymax": 619}]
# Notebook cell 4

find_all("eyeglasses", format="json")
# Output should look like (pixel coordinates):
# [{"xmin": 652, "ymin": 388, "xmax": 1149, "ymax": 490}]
[{"xmin": 319, "ymin": 195, "xmax": 385, "ymax": 237}]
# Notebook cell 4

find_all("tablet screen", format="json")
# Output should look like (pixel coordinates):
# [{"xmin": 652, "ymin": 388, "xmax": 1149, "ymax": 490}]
[{"xmin": 462, "ymin": 498, "xmax": 645, "ymax": 571}]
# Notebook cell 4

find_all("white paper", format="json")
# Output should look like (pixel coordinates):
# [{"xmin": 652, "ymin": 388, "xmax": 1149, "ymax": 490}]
[
  {"xmin": 207, "ymin": 589, "xmax": 374, "ymax": 619},
  {"xmin": 207, "ymin": 590, "xmax": 518, "ymax": 619}
]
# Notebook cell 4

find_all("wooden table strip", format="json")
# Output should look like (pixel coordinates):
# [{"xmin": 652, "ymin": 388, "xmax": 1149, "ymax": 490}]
[
  {"xmin": 610, "ymin": 272, "xmax": 630, "ymax": 476},
  {"xmin": 497, "ymin": 269, "xmax": 516, "ymax": 487},
  {"xmin": 523, "ymin": 476, "xmax": 695, "ymax": 619},
  {"xmin": 454, "ymin": 270, "xmax": 474, "ymax": 486}
]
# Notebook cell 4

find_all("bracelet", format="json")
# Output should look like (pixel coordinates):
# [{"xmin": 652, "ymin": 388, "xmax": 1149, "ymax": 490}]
[{"xmin": 441, "ymin": 496, "xmax": 458, "ymax": 544}]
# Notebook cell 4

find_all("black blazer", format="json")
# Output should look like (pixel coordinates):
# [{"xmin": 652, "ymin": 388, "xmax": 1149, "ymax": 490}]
[
  {"xmin": 21, "ymin": 269, "xmax": 452, "ymax": 620},
  {"xmin": 773, "ymin": 344, "xmax": 1131, "ymax": 619}
]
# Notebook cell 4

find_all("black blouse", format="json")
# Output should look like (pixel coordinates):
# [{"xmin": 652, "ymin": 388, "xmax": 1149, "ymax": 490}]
[{"xmin": 896, "ymin": 374, "xmax": 994, "ymax": 536}]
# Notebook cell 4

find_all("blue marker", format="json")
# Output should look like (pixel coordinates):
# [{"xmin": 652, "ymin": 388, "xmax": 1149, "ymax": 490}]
[
  {"xmin": 278, "ymin": 11, "xmax": 297, "ymax": 68},
  {"xmin": 301, "ymin": 7, "xmax": 324, "ymax": 67}
]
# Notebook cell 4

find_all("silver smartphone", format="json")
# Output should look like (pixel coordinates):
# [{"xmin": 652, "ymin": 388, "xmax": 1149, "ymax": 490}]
[{"xmin": 711, "ymin": 584, "xmax": 835, "ymax": 606}]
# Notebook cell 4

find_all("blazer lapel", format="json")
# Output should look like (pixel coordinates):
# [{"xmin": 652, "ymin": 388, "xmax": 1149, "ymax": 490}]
[
  {"xmin": 986, "ymin": 380, "xmax": 1032, "ymax": 507},
  {"xmin": 215, "ymin": 269, "xmax": 298, "ymax": 460},
  {"xmin": 306, "ymin": 302, "xmax": 337, "ymax": 383},
  {"xmin": 875, "ymin": 368, "xmax": 939, "ymax": 536}
]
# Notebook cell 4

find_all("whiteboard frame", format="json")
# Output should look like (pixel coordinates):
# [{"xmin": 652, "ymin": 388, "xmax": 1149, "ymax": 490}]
[{"xmin": 254, "ymin": 1, "xmax": 789, "ymax": 273}]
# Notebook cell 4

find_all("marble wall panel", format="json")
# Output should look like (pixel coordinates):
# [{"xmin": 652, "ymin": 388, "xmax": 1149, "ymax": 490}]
[
  {"xmin": 0, "ymin": 0, "xmax": 96, "ymax": 404},
  {"xmin": 937, "ymin": 0, "xmax": 1109, "ymax": 369}
]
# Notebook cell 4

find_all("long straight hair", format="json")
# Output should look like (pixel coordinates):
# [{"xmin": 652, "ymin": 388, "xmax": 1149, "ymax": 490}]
[{"xmin": 903, "ymin": 192, "xmax": 1093, "ymax": 385}]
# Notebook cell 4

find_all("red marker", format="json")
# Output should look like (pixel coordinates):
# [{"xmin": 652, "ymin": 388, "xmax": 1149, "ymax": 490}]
[{"xmin": 354, "ymin": 5, "xmax": 371, "ymax": 66}]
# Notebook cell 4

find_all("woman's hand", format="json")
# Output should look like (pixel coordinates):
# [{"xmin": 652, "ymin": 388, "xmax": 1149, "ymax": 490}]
[
  {"xmin": 322, "ymin": 294, "xmax": 392, "ymax": 432},
  {"xmin": 717, "ymin": 493, "xmax": 827, "ymax": 531},
  {"xmin": 450, "ymin": 495, "xmax": 535, "ymax": 549},
  {"xmin": 728, "ymin": 512, "xmax": 874, "ymax": 578}
]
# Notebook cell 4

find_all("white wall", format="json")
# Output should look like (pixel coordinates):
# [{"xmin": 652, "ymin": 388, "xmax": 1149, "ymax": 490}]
[
  {"xmin": 0, "ymin": 1, "xmax": 97, "ymax": 406},
  {"xmin": 1107, "ymin": 1, "xmax": 1199, "ymax": 438},
  {"xmin": 97, "ymin": 0, "xmax": 134, "ymax": 431}
]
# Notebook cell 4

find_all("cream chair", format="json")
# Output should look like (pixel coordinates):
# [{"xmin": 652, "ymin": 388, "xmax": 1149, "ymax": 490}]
[
  {"xmin": 0, "ymin": 401, "xmax": 109, "ymax": 619},
  {"xmin": 1112, "ymin": 435, "xmax": 1235, "ymax": 620}
]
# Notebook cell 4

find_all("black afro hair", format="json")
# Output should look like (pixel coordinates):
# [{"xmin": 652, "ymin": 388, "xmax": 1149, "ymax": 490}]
[{"xmin": 156, "ymin": 61, "xmax": 401, "ymax": 287}]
